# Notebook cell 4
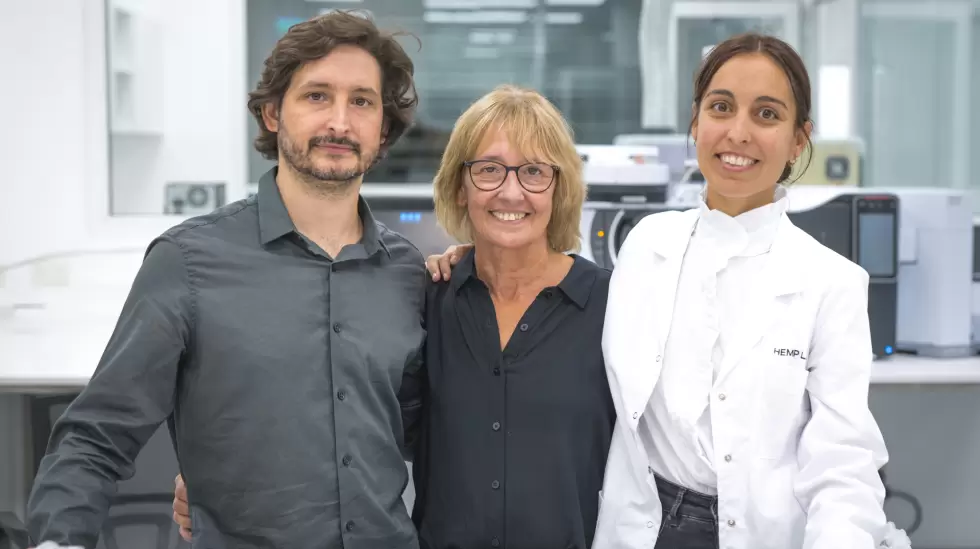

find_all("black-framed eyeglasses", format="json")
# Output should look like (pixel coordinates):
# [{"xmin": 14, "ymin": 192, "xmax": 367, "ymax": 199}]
[{"xmin": 462, "ymin": 160, "xmax": 559, "ymax": 193}]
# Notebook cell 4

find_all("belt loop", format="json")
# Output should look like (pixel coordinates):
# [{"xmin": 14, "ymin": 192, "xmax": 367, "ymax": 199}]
[{"xmin": 667, "ymin": 487, "xmax": 686, "ymax": 520}]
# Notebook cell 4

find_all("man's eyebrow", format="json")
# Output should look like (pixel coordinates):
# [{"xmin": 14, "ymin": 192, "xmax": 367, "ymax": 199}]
[{"xmin": 298, "ymin": 81, "xmax": 381, "ymax": 96}]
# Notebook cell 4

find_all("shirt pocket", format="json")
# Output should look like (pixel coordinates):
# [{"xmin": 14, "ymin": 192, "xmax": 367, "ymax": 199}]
[{"xmin": 757, "ymin": 350, "xmax": 811, "ymax": 460}]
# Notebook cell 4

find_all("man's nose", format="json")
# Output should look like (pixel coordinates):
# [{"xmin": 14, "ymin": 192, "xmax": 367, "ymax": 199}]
[{"xmin": 325, "ymin": 101, "xmax": 351, "ymax": 134}]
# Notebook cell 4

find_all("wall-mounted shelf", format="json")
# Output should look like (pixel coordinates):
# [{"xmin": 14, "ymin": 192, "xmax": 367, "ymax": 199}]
[{"xmin": 106, "ymin": 1, "xmax": 164, "ymax": 136}]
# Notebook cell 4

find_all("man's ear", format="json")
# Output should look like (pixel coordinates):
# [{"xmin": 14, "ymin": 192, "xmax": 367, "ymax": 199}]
[{"xmin": 261, "ymin": 102, "xmax": 280, "ymax": 133}]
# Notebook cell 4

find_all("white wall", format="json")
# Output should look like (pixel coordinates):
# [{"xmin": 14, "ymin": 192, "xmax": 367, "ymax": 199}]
[
  {"xmin": 0, "ymin": 0, "xmax": 247, "ymax": 269},
  {"xmin": 109, "ymin": 0, "xmax": 248, "ymax": 216},
  {"xmin": 0, "ymin": 0, "xmax": 90, "ymax": 269}
]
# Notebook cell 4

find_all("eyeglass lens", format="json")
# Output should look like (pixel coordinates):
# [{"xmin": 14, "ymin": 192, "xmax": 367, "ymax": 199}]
[{"xmin": 469, "ymin": 161, "xmax": 555, "ymax": 191}]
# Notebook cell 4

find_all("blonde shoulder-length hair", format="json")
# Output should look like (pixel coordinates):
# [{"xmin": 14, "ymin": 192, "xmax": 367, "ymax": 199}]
[{"xmin": 432, "ymin": 84, "xmax": 586, "ymax": 253}]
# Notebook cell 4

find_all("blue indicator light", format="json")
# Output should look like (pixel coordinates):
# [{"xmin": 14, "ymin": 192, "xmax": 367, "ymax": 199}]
[
  {"xmin": 884, "ymin": 345, "xmax": 893, "ymax": 355},
  {"xmin": 399, "ymin": 212, "xmax": 422, "ymax": 223}
]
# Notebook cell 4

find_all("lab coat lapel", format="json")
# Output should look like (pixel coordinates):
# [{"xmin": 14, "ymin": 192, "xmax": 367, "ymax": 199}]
[
  {"xmin": 714, "ymin": 214, "xmax": 806, "ymax": 386},
  {"xmin": 607, "ymin": 209, "xmax": 698, "ymax": 433},
  {"xmin": 650, "ymin": 212, "xmax": 698, "ymax": 351}
]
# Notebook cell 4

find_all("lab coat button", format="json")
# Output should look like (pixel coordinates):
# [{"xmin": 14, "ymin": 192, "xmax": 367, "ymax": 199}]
[
  {"xmin": 646, "ymin": 521, "xmax": 654, "ymax": 528},
  {"xmin": 718, "ymin": 393, "xmax": 726, "ymax": 401},
  {"xmin": 727, "ymin": 519, "xmax": 736, "ymax": 527},
  {"xmin": 724, "ymin": 454, "xmax": 732, "ymax": 462}
]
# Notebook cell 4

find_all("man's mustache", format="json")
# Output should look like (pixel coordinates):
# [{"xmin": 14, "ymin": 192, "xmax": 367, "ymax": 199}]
[{"xmin": 309, "ymin": 136, "xmax": 360, "ymax": 155}]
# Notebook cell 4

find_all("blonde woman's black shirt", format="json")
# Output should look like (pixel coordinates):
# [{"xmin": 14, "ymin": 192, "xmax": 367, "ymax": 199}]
[{"xmin": 401, "ymin": 249, "xmax": 616, "ymax": 549}]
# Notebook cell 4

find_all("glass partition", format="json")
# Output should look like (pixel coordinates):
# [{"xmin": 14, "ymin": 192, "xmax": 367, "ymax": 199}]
[
  {"xmin": 104, "ymin": 0, "xmax": 980, "ymax": 214},
  {"xmin": 245, "ymin": 0, "xmax": 648, "ymax": 187}
]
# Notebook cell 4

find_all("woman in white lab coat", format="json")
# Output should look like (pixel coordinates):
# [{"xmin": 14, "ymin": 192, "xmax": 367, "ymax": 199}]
[{"xmin": 593, "ymin": 33, "xmax": 907, "ymax": 549}]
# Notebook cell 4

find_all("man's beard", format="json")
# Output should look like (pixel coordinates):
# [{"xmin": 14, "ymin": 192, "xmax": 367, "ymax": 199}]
[{"xmin": 278, "ymin": 121, "xmax": 378, "ymax": 195}]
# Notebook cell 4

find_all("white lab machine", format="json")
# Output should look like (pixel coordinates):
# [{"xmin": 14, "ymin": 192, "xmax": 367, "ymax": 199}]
[
  {"xmin": 890, "ymin": 188, "xmax": 973, "ymax": 357},
  {"xmin": 612, "ymin": 133, "xmax": 696, "ymax": 183},
  {"xmin": 578, "ymin": 145, "xmax": 673, "ymax": 268},
  {"xmin": 576, "ymin": 144, "xmax": 671, "ymax": 190}
]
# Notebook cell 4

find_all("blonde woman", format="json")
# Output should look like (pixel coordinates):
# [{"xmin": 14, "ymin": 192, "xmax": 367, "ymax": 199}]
[{"xmin": 401, "ymin": 84, "xmax": 615, "ymax": 549}]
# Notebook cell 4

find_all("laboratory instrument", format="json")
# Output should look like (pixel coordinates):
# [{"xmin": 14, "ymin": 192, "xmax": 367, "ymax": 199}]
[{"xmin": 885, "ymin": 188, "xmax": 973, "ymax": 357}]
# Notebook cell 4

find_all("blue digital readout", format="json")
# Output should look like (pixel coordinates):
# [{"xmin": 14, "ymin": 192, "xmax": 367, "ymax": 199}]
[{"xmin": 399, "ymin": 212, "xmax": 422, "ymax": 223}]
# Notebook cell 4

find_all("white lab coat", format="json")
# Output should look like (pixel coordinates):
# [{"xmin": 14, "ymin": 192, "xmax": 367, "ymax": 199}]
[{"xmin": 594, "ymin": 207, "xmax": 892, "ymax": 549}]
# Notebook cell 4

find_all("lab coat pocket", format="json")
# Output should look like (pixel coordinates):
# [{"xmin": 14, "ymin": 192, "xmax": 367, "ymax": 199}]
[{"xmin": 758, "ymin": 356, "xmax": 810, "ymax": 460}]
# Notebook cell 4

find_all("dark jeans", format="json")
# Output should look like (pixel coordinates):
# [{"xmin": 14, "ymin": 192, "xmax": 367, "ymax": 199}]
[{"xmin": 652, "ymin": 475, "xmax": 720, "ymax": 549}]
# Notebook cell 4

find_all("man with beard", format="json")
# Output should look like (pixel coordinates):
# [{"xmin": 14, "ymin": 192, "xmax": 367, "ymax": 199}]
[{"xmin": 25, "ymin": 10, "xmax": 426, "ymax": 549}]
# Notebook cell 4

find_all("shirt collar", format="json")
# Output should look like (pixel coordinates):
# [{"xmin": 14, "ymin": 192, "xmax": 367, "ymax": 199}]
[
  {"xmin": 695, "ymin": 185, "xmax": 788, "ymax": 257},
  {"xmin": 450, "ymin": 249, "xmax": 596, "ymax": 309},
  {"xmin": 257, "ymin": 165, "xmax": 388, "ymax": 257}
]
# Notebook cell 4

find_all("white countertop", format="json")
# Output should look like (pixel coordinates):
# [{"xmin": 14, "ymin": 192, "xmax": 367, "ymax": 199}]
[{"xmin": 3, "ymin": 316, "xmax": 980, "ymax": 392}]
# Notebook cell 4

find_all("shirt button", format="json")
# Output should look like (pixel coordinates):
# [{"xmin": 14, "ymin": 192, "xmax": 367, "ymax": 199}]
[
  {"xmin": 646, "ymin": 521, "xmax": 654, "ymax": 528},
  {"xmin": 491, "ymin": 537, "xmax": 500, "ymax": 548},
  {"xmin": 648, "ymin": 466, "xmax": 654, "ymax": 474},
  {"xmin": 342, "ymin": 455, "xmax": 352, "ymax": 466},
  {"xmin": 728, "ymin": 519, "xmax": 736, "ymax": 527},
  {"xmin": 492, "ymin": 421, "xmax": 501, "ymax": 431},
  {"xmin": 491, "ymin": 480, "xmax": 500, "ymax": 490},
  {"xmin": 656, "ymin": 355, "xmax": 662, "ymax": 362},
  {"xmin": 519, "ymin": 323, "xmax": 529, "ymax": 332},
  {"xmin": 337, "ymin": 390, "xmax": 346, "ymax": 401},
  {"xmin": 493, "ymin": 367, "xmax": 501, "ymax": 376},
  {"xmin": 632, "ymin": 412, "xmax": 638, "ymax": 419},
  {"xmin": 333, "ymin": 323, "xmax": 342, "ymax": 333},
  {"xmin": 346, "ymin": 520, "xmax": 356, "ymax": 531},
  {"xmin": 724, "ymin": 454, "xmax": 732, "ymax": 462}
]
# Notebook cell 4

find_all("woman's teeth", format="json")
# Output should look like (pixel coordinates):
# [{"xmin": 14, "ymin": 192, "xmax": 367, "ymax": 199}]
[
  {"xmin": 492, "ymin": 211, "xmax": 528, "ymax": 221},
  {"xmin": 720, "ymin": 154, "xmax": 757, "ymax": 167}
]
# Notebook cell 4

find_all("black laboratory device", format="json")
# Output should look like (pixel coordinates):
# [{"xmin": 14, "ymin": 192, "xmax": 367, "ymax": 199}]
[
  {"xmin": 584, "ymin": 191, "xmax": 899, "ymax": 358},
  {"xmin": 788, "ymin": 193, "xmax": 899, "ymax": 359},
  {"xmin": 359, "ymin": 184, "xmax": 458, "ymax": 258}
]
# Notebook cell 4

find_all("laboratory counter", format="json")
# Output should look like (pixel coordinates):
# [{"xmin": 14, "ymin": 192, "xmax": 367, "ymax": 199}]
[{"xmin": 3, "ymin": 322, "xmax": 980, "ymax": 393}]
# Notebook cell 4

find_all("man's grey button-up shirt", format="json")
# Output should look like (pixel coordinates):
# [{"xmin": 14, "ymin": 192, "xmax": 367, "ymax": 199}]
[{"xmin": 27, "ymin": 167, "xmax": 427, "ymax": 549}]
